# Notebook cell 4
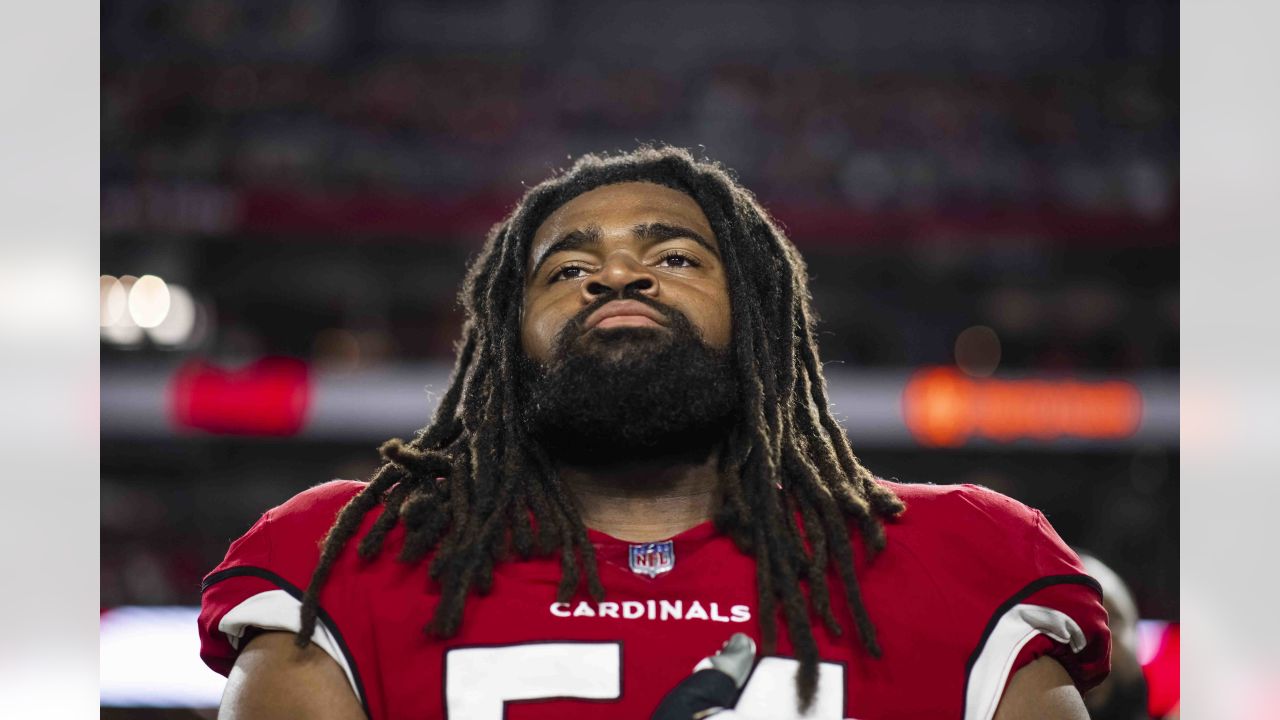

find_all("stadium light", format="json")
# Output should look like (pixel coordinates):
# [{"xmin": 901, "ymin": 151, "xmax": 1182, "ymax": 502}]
[
  {"xmin": 128, "ymin": 274, "xmax": 171, "ymax": 328},
  {"xmin": 100, "ymin": 275, "xmax": 126, "ymax": 327},
  {"xmin": 101, "ymin": 275, "xmax": 144, "ymax": 346},
  {"xmin": 146, "ymin": 283, "xmax": 197, "ymax": 347}
]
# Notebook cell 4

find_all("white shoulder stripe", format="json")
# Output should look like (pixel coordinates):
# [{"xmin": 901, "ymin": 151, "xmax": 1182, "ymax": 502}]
[
  {"xmin": 218, "ymin": 589, "xmax": 362, "ymax": 703},
  {"xmin": 963, "ymin": 603, "xmax": 1085, "ymax": 720}
]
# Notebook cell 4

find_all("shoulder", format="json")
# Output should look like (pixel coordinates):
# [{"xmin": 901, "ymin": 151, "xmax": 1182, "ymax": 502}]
[
  {"xmin": 198, "ymin": 480, "xmax": 373, "ymax": 678},
  {"xmin": 872, "ymin": 478, "xmax": 1094, "ymax": 589},
  {"xmin": 214, "ymin": 479, "xmax": 370, "ymax": 586},
  {"xmin": 880, "ymin": 478, "xmax": 1039, "ymax": 523},
  {"xmin": 260, "ymin": 479, "xmax": 368, "ymax": 535},
  {"xmin": 267, "ymin": 479, "xmax": 368, "ymax": 521},
  {"xmin": 875, "ymin": 479, "xmax": 1058, "ymax": 555},
  {"xmin": 869, "ymin": 479, "xmax": 1112, "ymax": 701},
  {"xmin": 207, "ymin": 480, "xmax": 366, "ymax": 574}
]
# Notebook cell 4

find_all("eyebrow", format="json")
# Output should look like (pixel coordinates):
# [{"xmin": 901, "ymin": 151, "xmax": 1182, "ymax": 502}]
[
  {"xmin": 530, "ymin": 226, "xmax": 603, "ymax": 278},
  {"xmin": 529, "ymin": 222, "xmax": 720, "ymax": 279},
  {"xmin": 632, "ymin": 222, "xmax": 719, "ymax": 258}
]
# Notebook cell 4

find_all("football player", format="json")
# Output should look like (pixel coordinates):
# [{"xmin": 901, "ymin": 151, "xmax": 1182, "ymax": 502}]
[{"xmin": 200, "ymin": 147, "xmax": 1110, "ymax": 719}]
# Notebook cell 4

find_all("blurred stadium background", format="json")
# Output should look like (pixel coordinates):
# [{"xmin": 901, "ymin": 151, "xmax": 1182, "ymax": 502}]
[{"xmin": 99, "ymin": 0, "xmax": 1178, "ymax": 716}]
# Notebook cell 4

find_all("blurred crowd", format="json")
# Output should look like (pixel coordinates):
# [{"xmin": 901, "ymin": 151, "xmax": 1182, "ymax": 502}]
[
  {"xmin": 103, "ymin": 55, "xmax": 1173, "ymax": 214},
  {"xmin": 104, "ymin": 1, "xmax": 1175, "ymax": 214},
  {"xmin": 102, "ymin": 0, "xmax": 1177, "ymax": 374}
]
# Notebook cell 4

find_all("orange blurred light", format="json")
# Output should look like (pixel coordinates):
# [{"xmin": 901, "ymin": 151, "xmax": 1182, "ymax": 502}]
[{"xmin": 902, "ymin": 366, "xmax": 1143, "ymax": 446}]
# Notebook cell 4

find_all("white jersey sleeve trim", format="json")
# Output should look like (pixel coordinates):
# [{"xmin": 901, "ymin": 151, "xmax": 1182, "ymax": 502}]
[
  {"xmin": 218, "ymin": 589, "xmax": 361, "ymax": 703},
  {"xmin": 964, "ymin": 602, "xmax": 1086, "ymax": 720}
]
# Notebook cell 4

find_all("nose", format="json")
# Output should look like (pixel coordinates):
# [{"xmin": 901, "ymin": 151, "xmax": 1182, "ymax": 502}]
[{"xmin": 582, "ymin": 253, "xmax": 658, "ymax": 301}]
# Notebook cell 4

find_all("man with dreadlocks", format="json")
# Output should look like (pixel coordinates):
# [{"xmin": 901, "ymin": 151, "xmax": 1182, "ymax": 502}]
[{"xmin": 199, "ymin": 147, "xmax": 1110, "ymax": 719}]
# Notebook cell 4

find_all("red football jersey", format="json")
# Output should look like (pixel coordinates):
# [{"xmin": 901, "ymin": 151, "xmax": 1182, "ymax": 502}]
[{"xmin": 199, "ymin": 479, "xmax": 1109, "ymax": 719}]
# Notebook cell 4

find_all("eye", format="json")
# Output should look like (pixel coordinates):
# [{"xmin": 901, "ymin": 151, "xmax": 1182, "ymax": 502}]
[
  {"xmin": 549, "ymin": 264, "xmax": 591, "ymax": 283},
  {"xmin": 656, "ymin": 250, "xmax": 701, "ymax": 269}
]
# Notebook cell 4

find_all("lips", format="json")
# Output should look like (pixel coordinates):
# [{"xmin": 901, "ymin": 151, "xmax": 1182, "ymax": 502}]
[{"xmin": 584, "ymin": 300, "xmax": 669, "ymax": 330}]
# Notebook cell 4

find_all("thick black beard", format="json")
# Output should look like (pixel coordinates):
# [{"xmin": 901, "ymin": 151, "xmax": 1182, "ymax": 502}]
[{"xmin": 519, "ymin": 291, "xmax": 739, "ymax": 467}]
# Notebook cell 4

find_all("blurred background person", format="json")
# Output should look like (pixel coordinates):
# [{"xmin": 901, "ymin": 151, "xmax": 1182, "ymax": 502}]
[{"xmin": 1078, "ymin": 550, "xmax": 1153, "ymax": 720}]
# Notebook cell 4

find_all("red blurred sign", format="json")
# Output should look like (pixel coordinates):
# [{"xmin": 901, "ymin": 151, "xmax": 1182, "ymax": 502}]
[
  {"xmin": 901, "ymin": 367, "xmax": 1143, "ymax": 447},
  {"xmin": 168, "ymin": 356, "xmax": 311, "ymax": 436}
]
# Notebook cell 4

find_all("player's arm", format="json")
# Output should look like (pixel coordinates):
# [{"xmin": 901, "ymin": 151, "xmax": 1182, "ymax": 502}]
[
  {"xmin": 992, "ymin": 656, "xmax": 1089, "ymax": 720},
  {"xmin": 218, "ymin": 631, "xmax": 366, "ymax": 720}
]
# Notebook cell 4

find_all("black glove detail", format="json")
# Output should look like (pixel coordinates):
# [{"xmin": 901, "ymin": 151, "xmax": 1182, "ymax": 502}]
[
  {"xmin": 651, "ymin": 632, "xmax": 758, "ymax": 720},
  {"xmin": 651, "ymin": 668, "xmax": 739, "ymax": 720}
]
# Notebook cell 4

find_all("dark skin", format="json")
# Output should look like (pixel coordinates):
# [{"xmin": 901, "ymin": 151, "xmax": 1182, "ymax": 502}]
[
  {"xmin": 218, "ymin": 182, "xmax": 1089, "ymax": 719},
  {"xmin": 521, "ymin": 182, "xmax": 731, "ymax": 542}
]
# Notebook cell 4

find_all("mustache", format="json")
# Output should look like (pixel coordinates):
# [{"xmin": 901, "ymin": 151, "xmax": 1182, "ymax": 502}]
[{"xmin": 558, "ymin": 287, "xmax": 687, "ymax": 341}]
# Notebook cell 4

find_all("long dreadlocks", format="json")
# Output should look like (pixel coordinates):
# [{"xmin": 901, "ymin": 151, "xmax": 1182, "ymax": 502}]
[{"xmin": 297, "ymin": 146, "xmax": 905, "ymax": 707}]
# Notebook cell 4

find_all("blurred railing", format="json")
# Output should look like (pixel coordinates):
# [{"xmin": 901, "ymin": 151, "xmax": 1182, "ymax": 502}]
[{"xmin": 101, "ymin": 360, "xmax": 1178, "ymax": 449}]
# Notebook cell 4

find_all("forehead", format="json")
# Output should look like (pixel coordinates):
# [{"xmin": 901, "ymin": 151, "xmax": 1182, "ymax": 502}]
[{"xmin": 529, "ymin": 182, "xmax": 717, "ymax": 256}]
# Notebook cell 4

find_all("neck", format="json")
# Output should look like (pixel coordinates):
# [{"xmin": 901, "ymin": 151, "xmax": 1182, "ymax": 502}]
[{"xmin": 557, "ymin": 447, "xmax": 721, "ymax": 542}]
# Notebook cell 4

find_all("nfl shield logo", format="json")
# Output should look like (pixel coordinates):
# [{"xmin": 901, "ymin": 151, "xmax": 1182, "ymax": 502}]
[{"xmin": 628, "ymin": 540, "xmax": 675, "ymax": 578}]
